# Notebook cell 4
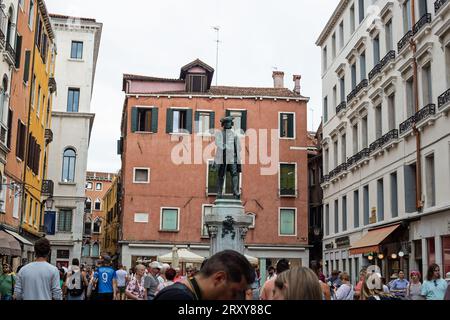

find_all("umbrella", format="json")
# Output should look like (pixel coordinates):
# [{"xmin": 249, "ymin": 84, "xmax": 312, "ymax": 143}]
[
  {"xmin": 172, "ymin": 246, "xmax": 180, "ymax": 269},
  {"xmin": 158, "ymin": 248, "xmax": 205, "ymax": 264}
]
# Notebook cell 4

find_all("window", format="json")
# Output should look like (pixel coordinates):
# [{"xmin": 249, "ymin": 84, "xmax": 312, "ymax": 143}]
[
  {"xmin": 425, "ymin": 154, "xmax": 435, "ymax": 207},
  {"xmin": 57, "ymin": 209, "xmax": 72, "ymax": 232},
  {"xmin": 67, "ymin": 88, "xmax": 80, "ymax": 112},
  {"xmin": 385, "ymin": 20, "xmax": 393, "ymax": 52},
  {"xmin": 70, "ymin": 41, "xmax": 83, "ymax": 59},
  {"xmin": 133, "ymin": 168, "xmax": 150, "ymax": 183},
  {"xmin": 358, "ymin": 0, "xmax": 365, "ymax": 23},
  {"xmin": 324, "ymin": 148, "xmax": 329, "ymax": 174},
  {"xmin": 323, "ymin": 46, "xmax": 328, "ymax": 70},
  {"xmin": 86, "ymin": 182, "xmax": 93, "ymax": 189},
  {"xmin": 406, "ymin": 78, "xmax": 415, "ymax": 117},
  {"xmin": 195, "ymin": 111, "xmax": 214, "ymax": 134},
  {"xmin": 93, "ymin": 219, "xmax": 101, "ymax": 233},
  {"xmin": 309, "ymin": 168, "xmax": 316, "ymax": 186},
  {"xmin": 131, "ymin": 107, "xmax": 158, "ymax": 133},
  {"xmin": 27, "ymin": 134, "xmax": 40, "ymax": 175},
  {"xmin": 279, "ymin": 163, "xmax": 296, "ymax": 196},
  {"xmin": 30, "ymin": 75, "xmax": 36, "ymax": 108},
  {"xmin": 325, "ymin": 204, "xmax": 330, "ymax": 236},
  {"xmin": 15, "ymin": 34, "xmax": 22, "ymax": 69},
  {"xmin": 350, "ymin": 5, "xmax": 355, "ymax": 33},
  {"xmin": 91, "ymin": 243, "xmax": 99, "ymax": 257},
  {"xmin": 377, "ymin": 179, "xmax": 384, "ymax": 222},
  {"xmin": 62, "ymin": 148, "xmax": 76, "ymax": 182},
  {"xmin": 332, "ymin": 33, "xmax": 336, "ymax": 58},
  {"xmin": 375, "ymin": 104, "xmax": 382, "ymax": 139},
  {"xmin": 84, "ymin": 221, "xmax": 91, "ymax": 235},
  {"xmin": 333, "ymin": 85, "xmax": 337, "ymax": 110},
  {"xmin": 82, "ymin": 244, "xmax": 90, "ymax": 257},
  {"xmin": 225, "ymin": 110, "xmax": 247, "ymax": 133},
  {"xmin": 95, "ymin": 183, "xmax": 102, "ymax": 190},
  {"xmin": 404, "ymin": 163, "xmax": 417, "ymax": 213},
  {"xmin": 362, "ymin": 116, "xmax": 368, "ymax": 148},
  {"xmin": 161, "ymin": 208, "xmax": 179, "ymax": 231},
  {"xmin": 334, "ymin": 199, "xmax": 339, "ymax": 234},
  {"xmin": 363, "ymin": 185, "xmax": 369, "ymax": 225},
  {"xmin": 56, "ymin": 250, "xmax": 69, "ymax": 259},
  {"xmin": 134, "ymin": 213, "xmax": 149, "ymax": 223},
  {"xmin": 422, "ymin": 64, "xmax": 433, "ymax": 106},
  {"xmin": 342, "ymin": 196, "xmax": 347, "ymax": 232},
  {"xmin": 339, "ymin": 76, "xmax": 345, "ymax": 103},
  {"xmin": 279, "ymin": 113, "xmax": 295, "ymax": 138},
  {"xmin": 23, "ymin": 50, "xmax": 31, "ymax": 83},
  {"xmin": 360, "ymin": 51, "xmax": 366, "ymax": 81},
  {"xmin": 0, "ymin": 77, "xmax": 7, "ymax": 124},
  {"xmin": 352, "ymin": 123, "xmax": 358, "ymax": 154},
  {"xmin": 339, "ymin": 21, "xmax": 344, "ymax": 50},
  {"xmin": 279, "ymin": 208, "xmax": 296, "ymax": 236},
  {"xmin": 403, "ymin": 0, "xmax": 412, "ymax": 33},
  {"xmin": 166, "ymin": 108, "xmax": 192, "ymax": 134},
  {"xmin": 202, "ymin": 205, "xmax": 213, "ymax": 237},
  {"xmin": 391, "ymin": 172, "xmax": 398, "ymax": 218},
  {"xmin": 36, "ymin": 85, "xmax": 41, "ymax": 117},
  {"xmin": 323, "ymin": 97, "xmax": 328, "ymax": 123},
  {"xmin": 373, "ymin": 36, "xmax": 380, "ymax": 65},
  {"xmin": 94, "ymin": 199, "xmax": 101, "ymax": 211},
  {"xmin": 351, "ymin": 64, "xmax": 357, "ymax": 90},
  {"xmin": 341, "ymin": 134, "xmax": 346, "ymax": 164},
  {"xmin": 85, "ymin": 198, "xmax": 92, "ymax": 212},
  {"xmin": 187, "ymin": 74, "xmax": 207, "ymax": 93},
  {"xmin": 388, "ymin": 94, "xmax": 396, "ymax": 131},
  {"xmin": 28, "ymin": 0, "xmax": 34, "ymax": 28},
  {"xmin": 333, "ymin": 140, "xmax": 338, "ymax": 168},
  {"xmin": 418, "ymin": 0, "xmax": 428, "ymax": 17}
]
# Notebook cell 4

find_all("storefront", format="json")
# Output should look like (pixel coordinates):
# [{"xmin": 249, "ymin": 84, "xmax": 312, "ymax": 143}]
[{"xmin": 0, "ymin": 230, "xmax": 21, "ymax": 268}]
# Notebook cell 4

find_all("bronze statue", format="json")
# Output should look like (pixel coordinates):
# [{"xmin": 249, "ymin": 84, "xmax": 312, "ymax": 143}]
[{"xmin": 214, "ymin": 117, "xmax": 242, "ymax": 199}]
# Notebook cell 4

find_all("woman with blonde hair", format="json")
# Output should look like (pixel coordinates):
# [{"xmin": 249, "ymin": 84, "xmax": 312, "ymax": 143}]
[{"xmin": 273, "ymin": 267, "xmax": 323, "ymax": 300}]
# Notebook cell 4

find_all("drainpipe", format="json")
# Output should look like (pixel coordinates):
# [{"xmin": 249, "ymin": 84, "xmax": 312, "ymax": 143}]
[{"xmin": 411, "ymin": 0, "xmax": 423, "ymax": 211}]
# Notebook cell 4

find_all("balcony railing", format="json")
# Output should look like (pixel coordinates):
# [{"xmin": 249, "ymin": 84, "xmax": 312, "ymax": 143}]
[
  {"xmin": 42, "ymin": 180, "xmax": 54, "ymax": 197},
  {"xmin": 369, "ymin": 129, "xmax": 399, "ymax": 153},
  {"xmin": 397, "ymin": 30, "xmax": 413, "ymax": 52},
  {"xmin": 438, "ymin": 89, "xmax": 450, "ymax": 109},
  {"xmin": 0, "ymin": 9, "xmax": 6, "ymax": 45},
  {"xmin": 4, "ymin": 42, "xmax": 15, "ymax": 65},
  {"xmin": 336, "ymin": 101, "xmax": 347, "ymax": 114},
  {"xmin": 328, "ymin": 162, "xmax": 348, "ymax": 180},
  {"xmin": 435, "ymin": 0, "xmax": 449, "ymax": 13},
  {"xmin": 400, "ymin": 104, "xmax": 436, "ymax": 134},
  {"xmin": 321, "ymin": 175, "xmax": 330, "ymax": 184},
  {"xmin": 347, "ymin": 79, "xmax": 368, "ymax": 103},
  {"xmin": 347, "ymin": 148, "xmax": 370, "ymax": 167},
  {"xmin": 413, "ymin": 13, "xmax": 432, "ymax": 35},
  {"xmin": 369, "ymin": 50, "xmax": 396, "ymax": 81}
]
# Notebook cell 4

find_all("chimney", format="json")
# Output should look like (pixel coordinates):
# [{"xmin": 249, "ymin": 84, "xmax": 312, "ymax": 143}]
[
  {"xmin": 272, "ymin": 71, "xmax": 285, "ymax": 88},
  {"xmin": 293, "ymin": 75, "xmax": 301, "ymax": 94}
]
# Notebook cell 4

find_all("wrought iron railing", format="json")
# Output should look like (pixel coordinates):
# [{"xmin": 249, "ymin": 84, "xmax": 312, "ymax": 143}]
[
  {"xmin": 413, "ymin": 13, "xmax": 432, "ymax": 35},
  {"xmin": 5, "ymin": 42, "xmax": 15, "ymax": 64},
  {"xmin": 400, "ymin": 114, "xmax": 416, "ymax": 135},
  {"xmin": 369, "ymin": 50, "xmax": 396, "ymax": 81},
  {"xmin": 347, "ymin": 79, "xmax": 368, "ymax": 103},
  {"xmin": 398, "ymin": 31, "xmax": 413, "ymax": 52},
  {"xmin": 369, "ymin": 129, "xmax": 399, "ymax": 153},
  {"xmin": 368, "ymin": 64, "xmax": 381, "ymax": 82},
  {"xmin": 438, "ymin": 89, "xmax": 450, "ymax": 109},
  {"xmin": 336, "ymin": 101, "xmax": 347, "ymax": 114},
  {"xmin": 435, "ymin": 0, "xmax": 449, "ymax": 13},
  {"xmin": 42, "ymin": 180, "xmax": 54, "ymax": 197},
  {"xmin": 321, "ymin": 175, "xmax": 330, "ymax": 184},
  {"xmin": 400, "ymin": 104, "xmax": 436, "ymax": 134},
  {"xmin": 347, "ymin": 148, "xmax": 370, "ymax": 167}
]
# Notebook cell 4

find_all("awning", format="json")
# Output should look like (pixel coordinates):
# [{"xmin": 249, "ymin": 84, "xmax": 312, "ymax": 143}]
[
  {"xmin": 158, "ymin": 249, "xmax": 205, "ymax": 264},
  {"xmin": 0, "ymin": 231, "xmax": 22, "ymax": 256},
  {"xmin": 4, "ymin": 229, "xmax": 34, "ymax": 246},
  {"xmin": 350, "ymin": 224, "xmax": 401, "ymax": 255}
]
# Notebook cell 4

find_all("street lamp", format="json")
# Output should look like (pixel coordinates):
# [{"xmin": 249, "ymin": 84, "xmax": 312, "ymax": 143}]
[
  {"xmin": 378, "ymin": 253, "xmax": 384, "ymax": 260},
  {"xmin": 44, "ymin": 197, "xmax": 54, "ymax": 210}
]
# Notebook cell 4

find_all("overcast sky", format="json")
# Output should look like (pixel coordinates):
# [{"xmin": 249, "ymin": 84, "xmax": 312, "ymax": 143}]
[{"xmin": 46, "ymin": 0, "xmax": 339, "ymax": 173}]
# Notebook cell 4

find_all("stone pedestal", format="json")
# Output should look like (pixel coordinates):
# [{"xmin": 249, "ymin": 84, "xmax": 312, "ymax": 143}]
[{"xmin": 204, "ymin": 199, "xmax": 253, "ymax": 256}]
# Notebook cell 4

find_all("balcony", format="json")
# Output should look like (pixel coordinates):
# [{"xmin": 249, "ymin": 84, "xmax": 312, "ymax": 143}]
[
  {"xmin": 369, "ymin": 50, "xmax": 396, "ymax": 83},
  {"xmin": 3, "ymin": 41, "xmax": 15, "ymax": 66},
  {"xmin": 435, "ymin": 0, "xmax": 449, "ymax": 13},
  {"xmin": 369, "ymin": 129, "xmax": 399, "ymax": 155},
  {"xmin": 413, "ymin": 13, "xmax": 432, "ymax": 43},
  {"xmin": 347, "ymin": 148, "xmax": 370, "ymax": 169},
  {"xmin": 42, "ymin": 180, "xmax": 54, "ymax": 197},
  {"xmin": 438, "ymin": 88, "xmax": 450, "ymax": 114},
  {"xmin": 347, "ymin": 79, "xmax": 368, "ymax": 104},
  {"xmin": 0, "ymin": 10, "xmax": 6, "ymax": 49},
  {"xmin": 336, "ymin": 101, "xmax": 347, "ymax": 116},
  {"xmin": 328, "ymin": 162, "xmax": 348, "ymax": 182},
  {"xmin": 400, "ymin": 104, "xmax": 436, "ymax": 135},
  {"xmin": 45, "ymin": 129, "xmax": 53, "ymax": 144},
  {"xmin": 397, "ymin": 30, "xmax": 413, "ymax": 53}
]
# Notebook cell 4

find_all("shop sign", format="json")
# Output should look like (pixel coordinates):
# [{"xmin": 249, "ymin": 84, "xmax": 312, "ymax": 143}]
[{"xmin": 336, "ymin": 236, "xmax": 350, "ymax": 248}]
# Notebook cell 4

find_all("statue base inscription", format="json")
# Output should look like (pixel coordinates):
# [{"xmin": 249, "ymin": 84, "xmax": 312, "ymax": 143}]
[{"xmin": 205, "ymin": 199, "xmax": 253, "ymax": 256}]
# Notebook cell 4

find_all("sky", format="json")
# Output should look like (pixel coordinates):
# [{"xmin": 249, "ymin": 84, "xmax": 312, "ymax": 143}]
[{"xmin": 45, "ymin": 0, "xmax": 339, "ymax": 173}]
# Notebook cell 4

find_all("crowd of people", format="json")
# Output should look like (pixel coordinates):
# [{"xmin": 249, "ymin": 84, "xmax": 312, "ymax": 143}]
[{"xmin": 1, "ymin": 237, "xmax": 450, "ymax": 301}]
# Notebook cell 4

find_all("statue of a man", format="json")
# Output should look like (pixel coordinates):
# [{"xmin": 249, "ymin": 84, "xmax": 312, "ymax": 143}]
[{"xmin": 214, "ymin": 117, "xmax": 242, "ymax": 199}]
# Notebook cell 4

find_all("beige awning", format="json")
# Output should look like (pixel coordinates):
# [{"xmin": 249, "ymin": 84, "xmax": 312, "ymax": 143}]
[
  {"xmin": 158, "ymin": 249, "xmax": 205, "ymax": 264},
  {"xmin": 4, "ymin": 229, "xmax": 33, "ymax": 246},
  {"xmin": 350, "ymin": 224, "xmax": 400, "ymax": 255},
  {"xmin": 0, "ymin": 230, "xmax": 22, "ymax": 256}
]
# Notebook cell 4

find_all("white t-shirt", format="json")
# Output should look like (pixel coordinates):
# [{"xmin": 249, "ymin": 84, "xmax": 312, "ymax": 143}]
[{"xmin": 116, "ymin": 269, "xmax": 128, "ymax": 287}]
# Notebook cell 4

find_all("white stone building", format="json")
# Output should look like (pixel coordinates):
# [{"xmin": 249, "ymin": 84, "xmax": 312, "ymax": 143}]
[
  {"xmin": 317, "ymin": 0, "xmax": 450, "ymax": 282},
  {"xmin": 45, "ymin": 14, "xmax": 102, "ymax": 266}
]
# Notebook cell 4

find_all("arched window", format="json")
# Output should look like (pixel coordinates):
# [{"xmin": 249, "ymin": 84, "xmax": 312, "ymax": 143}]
[
  {"xmin": 91, "ymin": 243, "xmax": 99, "ymax": 257},
  {"xmin": 62, "ymin": 148, "xmax": 76, "ymax": 182},
  {"xmin": 0, "ymin": 75, "xmax": 8, "ymax": 123},
  {"xmin": 6, "ymin": 7, "xmax": 14, "ymax": 46},
  {"xmin": 84, "ymin": 217, "xmax": 92, "ymax": 235},
  {"xmin": 82, "ymin": 244, "xmax": 90, "ymax": 257},
  {"xmin": 85, "ymin": 198, "xmax": 92, "ymax": 213},
  {"xmin": 94, "ymin": 199, "xmax": 101, "ymax": 211},
  {"xmin": 93, "ymin": 218, "xmax": 101, "ymax": 234}
]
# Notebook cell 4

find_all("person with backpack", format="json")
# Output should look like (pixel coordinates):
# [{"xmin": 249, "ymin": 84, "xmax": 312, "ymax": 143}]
[
  {"xmin": 0, "ymin": 263, "xmax": 15, "ymax": 300},
  {"xmin": 64, "ymin": 259, "xmax": 88, "ymax": 300}
]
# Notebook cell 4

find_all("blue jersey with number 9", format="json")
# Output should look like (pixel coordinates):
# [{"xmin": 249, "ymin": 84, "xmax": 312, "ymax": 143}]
[{"xmin": 94, "ymin": 266, "xmax": 116, "ymax": 294}]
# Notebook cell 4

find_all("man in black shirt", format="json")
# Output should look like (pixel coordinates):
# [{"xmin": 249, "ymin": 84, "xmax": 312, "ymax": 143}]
[{"xmin": 154, "ymin": 250, "xmax": 255, "ymax": 300}]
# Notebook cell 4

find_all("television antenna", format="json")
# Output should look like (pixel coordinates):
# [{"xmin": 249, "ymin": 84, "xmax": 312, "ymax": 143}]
[{"xmin": 212, "ymin": 26, "xmax": 221, "ymax": 86}]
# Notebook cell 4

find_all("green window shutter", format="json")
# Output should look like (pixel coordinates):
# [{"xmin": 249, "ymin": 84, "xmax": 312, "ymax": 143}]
[
  {"xmin": 151, "ymin": 108, "xmax": 158, "ymax": 133},
  {"xmin": 194, "ymin": 111, "xmax": 200, "ymax": 133},
  {"xmin": 208, "ymin": 161, "xmax": 218, "ymax": 194},
  {"xmin": 287, "ymin": 114, "xmax": 294, "ymax": 138},
  {"xmin": 131, "ymin": 107, "xmax": 138, "ymax": 132},
  {"xmin": 117, "ymin": 138, "xmax": 123, "ymax": 155},
  {"xmin": 280, "ymin": 113, "xmax": 284, "ymax": 137},
  {"xmin": 241, "ymin": 110, "xmax": 247, "ymax": 132},
  {"xmin": 15, "ymin": 34, "xmax": 22, "ymax": 69},
  {"xmin": 280, "ymin": 209, "xmax": 295, "ymax": 235},
  {"xmin": 209, "ymin": 112, "xmax": 215, "ymax": 130},
  {"xmin": 166, "ymin": 109, "xmax": 173, "ymax": 133},
  {"xmin": 186, "ymin": 109, "xmax": 193, "ymax": 134},
  {"xmin": 23, "ymin": 51, "xmax": 31, "ymax": 83}
]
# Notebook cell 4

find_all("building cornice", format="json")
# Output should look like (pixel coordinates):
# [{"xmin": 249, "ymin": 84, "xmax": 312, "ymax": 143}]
[
  {"xmin": 316, "ymin": 0, "xmax": 351, "ymax": 46},
  {"xmin": 125, "ymin": 93, "xmax": 310, "ymax": 102},
  {"xmin": 51, "ymin": 111, "xmax": 95, "ymax": 119}
]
